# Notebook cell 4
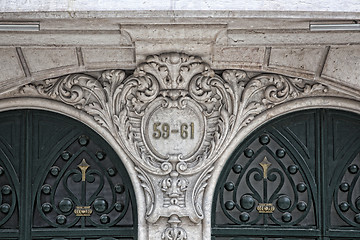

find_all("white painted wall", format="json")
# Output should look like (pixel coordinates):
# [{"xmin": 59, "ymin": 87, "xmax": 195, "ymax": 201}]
[{"xmin": 1, "ymin": 0, "xmax": 360, "ymax": 12}]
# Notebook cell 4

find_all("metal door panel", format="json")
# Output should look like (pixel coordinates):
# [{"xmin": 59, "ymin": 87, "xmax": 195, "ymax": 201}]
[
  {"xmin": 0, "ymin": 110, "xmax": 137, "ymax": 239},
  {"xmin": 212, "ymin": 109, "xmax": 360, "ymax": 239}
]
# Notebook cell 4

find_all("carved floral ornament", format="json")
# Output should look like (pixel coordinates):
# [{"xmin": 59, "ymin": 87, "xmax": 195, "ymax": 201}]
[{"xmin": 2, "ymin": 52, "xmax": 358, "ymax": 239}]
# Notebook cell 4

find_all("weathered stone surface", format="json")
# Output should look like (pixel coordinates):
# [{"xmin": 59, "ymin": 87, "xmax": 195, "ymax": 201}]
[
  {"xmin": 2, "ymin": 10, "xmax": 360, "ymax": 22},
  {"xmin": 134, "ymin": 41, "xmax": 213, "ymax": 64},
  {"xmin": 123, "ymin": 24, "xmax": 226, "ymax": 41},
  {"xmin": 82, "ymin": 47, "xmax": 135, "ymax": 68},
  {"xmin": 212, "ymin": 46, "xmax": 265, "ymax": 68},
  {"xmin": 322, "ymin": 46, "xmax": 360, "ymax": 89},
  {"xmin": 1, "ymin": 0, "xmax": 359, "ymax": 12},
  {"xmin": 268, "ymin": 47, "xmax": 324, "ymax": 74},
  {"xmin": 22, "ymin": 47, "xmax": 78, "ymax": 73},
  {"xmin": 0, "ymin": 32, "xmax": 131, "ymax": 46},
  {"xmin": 0, "ymin": 48, "xmax": 24, "ymax": 85},
  {"xmin": 228, "ymin": 30, "xmax": 360, "ymax": 46}
]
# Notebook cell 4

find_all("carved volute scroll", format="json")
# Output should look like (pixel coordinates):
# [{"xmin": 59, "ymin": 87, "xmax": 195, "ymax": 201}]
[{"xmin": 3, "ymin": 52, "xmax": 356, "ymax": 238}]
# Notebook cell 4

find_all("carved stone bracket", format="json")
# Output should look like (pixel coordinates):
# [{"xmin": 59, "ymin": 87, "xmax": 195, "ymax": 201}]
[{"xmin": 2, "ymin": 52, "xmax": 357, "ymax": 237}]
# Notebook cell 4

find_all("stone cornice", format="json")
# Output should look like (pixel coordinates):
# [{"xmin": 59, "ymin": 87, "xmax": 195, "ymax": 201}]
[{"xmin": 1, "ymin": 10, "xmax": 360, "ymax": 20}]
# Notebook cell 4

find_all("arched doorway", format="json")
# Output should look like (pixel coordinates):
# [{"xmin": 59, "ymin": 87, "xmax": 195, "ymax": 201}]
[
  {"xmin": 212, "ymin": 109, "xmax": 360, "ymax": 239},
  {"xmin": 0, "ymin": 110, "xmax": 137, "ymax": 239}
]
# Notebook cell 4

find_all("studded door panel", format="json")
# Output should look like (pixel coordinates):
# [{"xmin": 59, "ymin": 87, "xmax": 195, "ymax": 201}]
[
  {"xmin": 213, "ymin": 109, "xmax": 360, "ymax": 239},
  {"xmin": 0, "ymin": 110, "xmax": 137, "ymax": 240}
]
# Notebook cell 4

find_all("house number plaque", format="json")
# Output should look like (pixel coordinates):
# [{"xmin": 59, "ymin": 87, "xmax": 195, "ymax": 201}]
[
  {"xmin": 142, "ymin": 97, "xmax": 206, "ymax": 159},
  {"xmin": 152, "ymin": 122, "xmax": 195, "ymax": 139}
]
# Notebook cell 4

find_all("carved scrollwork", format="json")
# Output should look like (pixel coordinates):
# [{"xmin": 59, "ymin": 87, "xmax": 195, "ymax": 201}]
[
  {"xmin": 221, "ymin": 70, "xmax": 330, "ymax": 142},
  {"xmin": 260, "ymin": 74, "xmax": 328, "ymax": 106},
  {"xmin": 188, "ymin": 71, "xmax": 235, "ymax": 165},
  {"xmin": 135, "ymin": 167, "xmax": 155, "ymax": 218},
  {"xmin": 16, "ymin": 55, "xmax": 331, "ymax": 175},
  {"xmin": 136, "ymin": 53, "xmax": 205, "ymax": 91},
  {"xmin": 191, "ymin": 166, "xmax": 214, "ymax": 223}
]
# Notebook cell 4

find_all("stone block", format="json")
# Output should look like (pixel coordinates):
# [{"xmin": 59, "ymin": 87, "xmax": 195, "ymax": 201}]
[
  {"xmin": 0, "ymin": 48, "xmax": 24, "ymax": 84},
  {"xmin": 268, "ymin": 47, "xmax": 324, "ymax": 74},
  {"xmin": 82, "ymin": 47, "xmax": 135, "ymax": 67},
  {"xmin": 227, "ymin": 30, "xmax": 360, "ymax": 46},
  {"xmin": 322, "ymin": 46, "xmax": 360, "ymax": 89},
  {"xmin": 213, "ymin": 46, "xmax": 265, "ymax": 68},
  {"xmin": 123, "ymin": 24, "xmax": 225, "ymax": 42},
  {"xmin": 0, "ymin": 32, "xmax": 130, "ymax": 46},
  {"xmin": 22, "ymin": 47, "xmax": 78, "ymax": 73}
]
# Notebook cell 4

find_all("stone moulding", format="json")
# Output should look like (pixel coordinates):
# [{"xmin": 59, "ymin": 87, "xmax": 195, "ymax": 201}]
[{"xmin": 2, "ymin": 52, "xmax": 359, "ymax": 238}]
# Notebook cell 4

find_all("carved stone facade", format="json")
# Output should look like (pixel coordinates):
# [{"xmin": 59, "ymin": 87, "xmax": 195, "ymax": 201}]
[
  {"xmin": 1, "ymin": 51, "xmax": 359, "ymax": 239},
  {"xmin": 0, "ymin": 8, "xmax": 360, "ymax": 240}
]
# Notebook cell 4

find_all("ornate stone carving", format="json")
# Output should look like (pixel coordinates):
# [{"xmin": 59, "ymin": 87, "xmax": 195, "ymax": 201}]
[
  {"xmin": 161, "ymin": 215, "xmax": 187, "ymax": 240},
  {"xmin": 135, "ymin": 167, "xmax": 155, "ymax": 218},
  {"xmin": 220, "ymin": 70, "xmax": 329, "ymax": 141},
  {"xmin": 161, "ymin": 174, "xmax": 188, "ymax": 208},
  {"xmin": 6, "ymin": 52, "xmax": 350, "ymax": 237},
  {"xmin": 193, "ymin": 166, "xmax": 213, "ymax": 220}
]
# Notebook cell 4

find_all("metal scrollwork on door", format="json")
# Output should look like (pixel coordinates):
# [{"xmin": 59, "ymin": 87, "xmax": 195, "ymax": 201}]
[
  {"xmin": 217, "ymin": 132, "xmax": 315, "ymax": 226},
  {"xmin": 333, "ymin": 152, "xmax": 360, "ymax": 227},
  {"xmin": 35, "ymin": 135, "xmax": 132, "ymax": 228}
]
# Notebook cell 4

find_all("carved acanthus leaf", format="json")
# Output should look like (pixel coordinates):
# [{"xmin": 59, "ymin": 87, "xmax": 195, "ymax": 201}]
[
  {"xmin": 136, "ymin": 53, "xmax": 208, "ymax": 90},
  {"xmin": 21, "ymin": 73, "xmax": 118, "ymax": 132},
  {"xmin": 135, "ymin": 167, "xmax": 155, "ymax": 218},
  {"xmin": 191, "ymin": 166, "xmax": 214, "ymax": 223},
  {"xmin": 222, "ymin": 71, "xmax": 330, "ymax": 141}
]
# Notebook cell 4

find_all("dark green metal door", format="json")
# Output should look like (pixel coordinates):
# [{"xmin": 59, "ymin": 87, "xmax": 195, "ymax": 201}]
[
  {"xmin": 212, "ymin": 109, "xmax": 360, "ymax": 239},
  {"xmin": 0, "ymin": 110, "xmax": 137, "ymax": 239}
]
